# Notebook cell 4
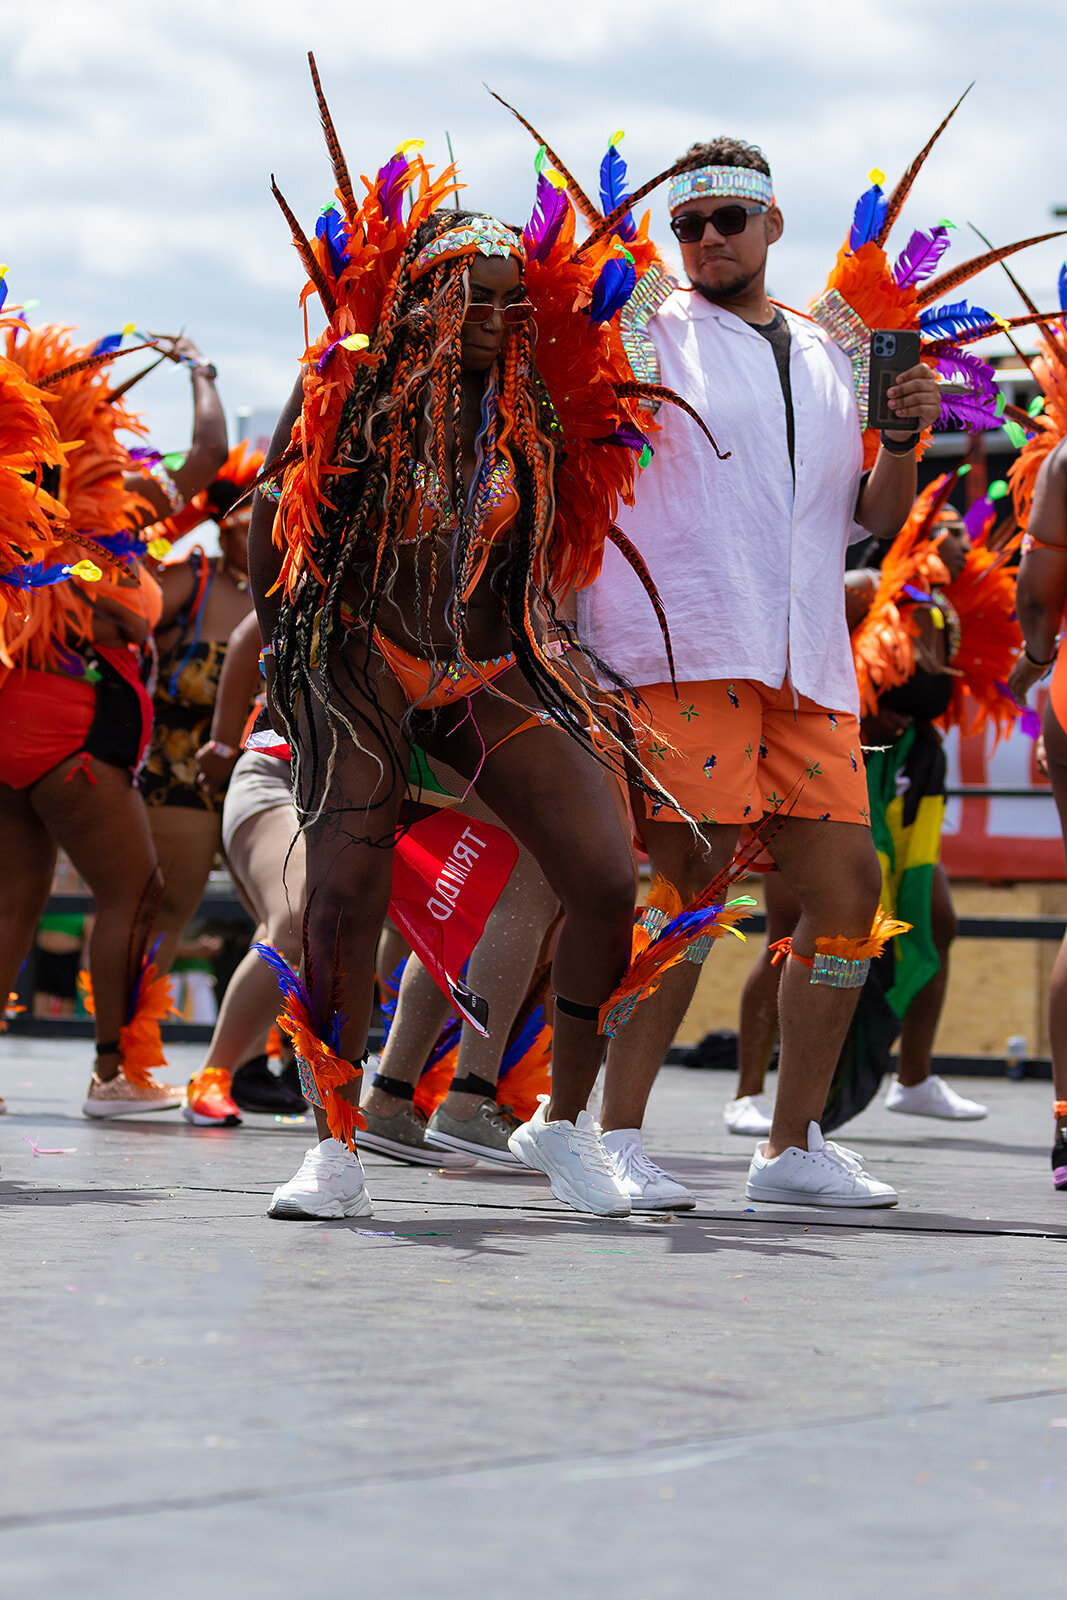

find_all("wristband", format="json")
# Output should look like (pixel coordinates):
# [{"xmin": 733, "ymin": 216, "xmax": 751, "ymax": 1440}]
[
  {"xmin": 191, "ymin": 362, "xmax": 218, "ymax": 382},
  {"xmin": 1024, "ymin": 645, "xmax": 1057, "ymax": 672},
  {"xmin": 203, "ymin": 739, "xmax": 237, "ymax": 760},
  {"xmin": 879, "ymin": 429, "xmax": 921, "ymax": 455}
]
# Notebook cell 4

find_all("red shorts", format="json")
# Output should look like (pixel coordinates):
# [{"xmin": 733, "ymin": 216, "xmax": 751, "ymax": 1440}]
[
  {"xmin": 629, "ymin": 677, "xmax": 870, "ymax": 829},
  {"xmin": 0, "ymin": 670, "xmax": 96, "ymax": 790}
]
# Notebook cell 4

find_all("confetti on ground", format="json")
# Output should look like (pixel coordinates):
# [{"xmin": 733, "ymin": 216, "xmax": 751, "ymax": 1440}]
[{"xmin": 23, "ymin": 1135, "xmax": 77, "ymax": 1156}]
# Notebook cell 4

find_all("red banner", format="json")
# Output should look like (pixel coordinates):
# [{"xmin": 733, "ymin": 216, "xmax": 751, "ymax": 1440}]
[
  {"xmin": 391, "ymin": 809, "xmax": 519, "ymax": 1031},
  {"xmin": 941, "ymin": 690, "xmax": 1064, "ymax": 881}
]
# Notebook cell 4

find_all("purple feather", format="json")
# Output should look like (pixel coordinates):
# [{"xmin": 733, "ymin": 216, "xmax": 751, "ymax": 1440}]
[
  {"xmin": 936, "ymin": 389, "xmax": 1003, "ymax": 432},
  {"xmin": 849, "ymin": 182, "xmax": 887, "ymax": 250},
  {"xmin": 524, "ymin": 174, "xmax": 568, "ymax": 263},
  {"xmin": 0, "ymin": 277, "xmax": 7, "ymax": 313},
  {"xmin": 1059, "ymin": 262, "xmax": 1067, "ymax": 313},
  {"xmin": 605, "ymin": 420, "xmax": 651, "ymax": 454},
  {"xmin": 996, "ymin": 682, "xmax": 1040, "ymax": 737},
  {"xmin": 934, "ymin": 348, "xmax": 997, "ymax": 393},
  {"xmin": 893, "ymin": 226, "xmax": 952, "ymax": 288},
  {"xmin": 588, "ymin": 256, "xmax": 636, "ymax": 325},
  {"xmin": 376, "ymin": 153, "xmax": 409, "ymax": 228},
  {"xmin": 963, "ymin": 497, "xmax": 994, "ymax": 541}
]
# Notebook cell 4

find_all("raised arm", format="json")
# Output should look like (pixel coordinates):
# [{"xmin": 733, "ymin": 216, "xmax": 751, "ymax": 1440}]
[
  {"xmin": 125, "ymin": 334, "xmax": 229, "ymax": 526},
  {"xmin": 248, "ymin": 376, "xmax": 304, "ymax": 645},
  {"xmin": 855, "ymin": 365, "xmax": 942, "ymax": 540}
]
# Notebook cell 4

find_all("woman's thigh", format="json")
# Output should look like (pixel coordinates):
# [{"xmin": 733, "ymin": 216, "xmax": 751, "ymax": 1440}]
[{"xmin": 29, "ymin": 755, "xmax": 160, "ymax": 908}]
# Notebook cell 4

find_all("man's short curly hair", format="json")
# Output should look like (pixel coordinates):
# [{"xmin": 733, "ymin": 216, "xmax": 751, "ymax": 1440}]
[{"xmin": 676, "ymin": 138, "xmax": 771, "ymax": 180}]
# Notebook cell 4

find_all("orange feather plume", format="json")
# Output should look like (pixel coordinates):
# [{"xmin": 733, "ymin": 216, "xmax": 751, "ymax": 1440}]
[
  {"xmin": 78, "ymin": 961, "xmax": 176, "ymax": 1087},
  {"xmin": 0, "ymin": 320, "xmax": 154, "ymax": 675},
  {"xmin": 816, "ymin": 908, "xmax": 911, "ymax": 963}
]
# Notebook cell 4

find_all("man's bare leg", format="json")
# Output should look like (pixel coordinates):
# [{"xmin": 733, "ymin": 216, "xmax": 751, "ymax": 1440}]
[
  {"xmin": 600, "ymin": 818, "xmax": 738, "ymax": 1134},
  {"xmin": 763, "ymin": 817, "xmax": 882, "ymax": 1156}
]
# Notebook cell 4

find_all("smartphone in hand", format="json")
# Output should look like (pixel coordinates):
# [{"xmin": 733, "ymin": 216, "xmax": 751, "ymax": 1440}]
[{"xmin": 867, "ymin": 329, "xmax": 921, "ymax": 431}]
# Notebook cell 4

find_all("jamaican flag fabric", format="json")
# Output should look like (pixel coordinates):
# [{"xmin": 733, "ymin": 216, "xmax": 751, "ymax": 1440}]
[{"xmin": 865, "ymin": 723, "xmax": 947, "ymax": 1018}]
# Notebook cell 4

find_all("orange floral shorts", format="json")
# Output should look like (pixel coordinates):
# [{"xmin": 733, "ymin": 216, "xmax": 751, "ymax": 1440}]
[{"xmin": 627, "ymin": 677, "xmax": 870, "ymax": 829}]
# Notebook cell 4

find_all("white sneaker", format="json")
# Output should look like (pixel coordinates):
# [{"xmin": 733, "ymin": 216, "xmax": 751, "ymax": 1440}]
[
  {"xmin": 268, "ymin": 1139, "xmax": 373, "ymax": 1220},
  {"xmin": 507, "ymin": 1098, "xmax": 630, "ymax": 1217},
  {"xmin": 723, "ymin": 1093, "xmax": 774, "ymax": 1136},
  {"xmin": 601, "ymin": 1127, "xmax": 696, "ymax": 1211},
  {"xmin": 745, "ymin": 1120, "xmax": 898, "ymax": 1208},
  {"xmin": 885, "ymin": 1074, "xmax": 988, "ymax": 1121}
]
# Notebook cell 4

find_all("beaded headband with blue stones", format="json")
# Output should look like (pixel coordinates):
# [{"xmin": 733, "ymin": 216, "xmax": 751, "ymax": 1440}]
[
  {"xmin": 668, "ymin": 165, "xmax": 774, "ymax": 213},
  {"xmin": 411, "ymin": 218, "xmax": 525, "ymax": 281}
]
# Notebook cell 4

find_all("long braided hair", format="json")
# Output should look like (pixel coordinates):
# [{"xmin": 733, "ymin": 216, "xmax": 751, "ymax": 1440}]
[{"xmin": 272, "ymin": 210, "xmax": 622, "ymax": 832}]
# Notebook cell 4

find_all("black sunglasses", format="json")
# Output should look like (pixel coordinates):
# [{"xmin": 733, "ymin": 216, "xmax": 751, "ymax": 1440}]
[{"xmin": 669, "ymin": 204, "xmax": 768, "ymax": 244}]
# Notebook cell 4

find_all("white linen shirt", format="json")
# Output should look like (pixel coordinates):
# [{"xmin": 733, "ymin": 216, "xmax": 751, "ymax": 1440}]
[{"xmin": 577, "ymin": 289, "xmax": 867, "ymax": 717}]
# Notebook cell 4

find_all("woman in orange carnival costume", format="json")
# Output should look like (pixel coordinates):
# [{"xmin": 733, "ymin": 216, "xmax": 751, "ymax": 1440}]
[
  {"xmin": 1005, "ymin": 269, "xmax": 1067, "ymax": 1187},
  {"xmin": 0, "ymin": 301, "xmax": 227, "ymax": 1119},
  {"xmin": 251, "ymin": 59, "xmax": 720, "ymax": 1221}
]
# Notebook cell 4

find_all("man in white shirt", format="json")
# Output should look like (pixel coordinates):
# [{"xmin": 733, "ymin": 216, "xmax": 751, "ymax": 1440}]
[{"xmin": 579, "ymin": 137, "xmax": 941, "ymax": 1210}]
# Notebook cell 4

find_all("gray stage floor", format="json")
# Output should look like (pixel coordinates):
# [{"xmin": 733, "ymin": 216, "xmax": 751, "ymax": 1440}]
[{"xmin": 2, "ymin": 1037, "xmax": 1066, "ymax": 1599}]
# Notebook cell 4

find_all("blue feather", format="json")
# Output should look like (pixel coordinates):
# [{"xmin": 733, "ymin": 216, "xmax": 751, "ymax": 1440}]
[
  {"xmin": 253, "ymin": 941, "xmax": 310, "ymax": 1010},
  {"xmin": 1058, "ymin": 262, "xmax": 1067, "ymax": 314},
  {"xmin": 315, "ymin": 206, "xmax": 349, "ymax": 279},
  {"xmin": 0, "ymin": 277, "xmax": 7, "ymax": 313},
  {"xmin": 0, "ymin": 562, "xmax": 77, "ymax": 590},
  {"xmin": 588, "ymin": 256, "xmax": 636, "ymax": 324},
  {"xmin": 849, "ymin": 183, "xmax": 887, "ymax": 250},
  {"xmin": 498, "ymin": 1005, "xmax": 546, "ymax": 1078},
  {"xmin": 919, "ymin": 299, "xmax": 996, "ymax": 341},
  {"xmin": 598, "ymin": 141, "xmax": 636, "ymax": 242},
  {"xmin": 90, "ymin": 332, "xmax": 124, "ymax": 357}
]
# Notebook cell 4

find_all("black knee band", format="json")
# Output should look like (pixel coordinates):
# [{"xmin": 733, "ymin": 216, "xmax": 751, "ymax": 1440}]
[
  {"xmin": 371, "ymin": 1072, "xmax": 415, "ymax": 1102},
  {"xmin": 449, "ymin": 1072, "xmax": 498, "ymax": 1100},
  {"xmin": 554, "ymin": 994, "xmax": 602, "ymax": 1023}
]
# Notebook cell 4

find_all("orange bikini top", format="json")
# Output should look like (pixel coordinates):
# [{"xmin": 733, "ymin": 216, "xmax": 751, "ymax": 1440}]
[{"xmin": 398, "ymin": 453, "xmax": 521, "ymax": 601}]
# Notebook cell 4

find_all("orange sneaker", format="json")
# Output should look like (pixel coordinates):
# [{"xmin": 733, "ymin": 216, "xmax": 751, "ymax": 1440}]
[
  {"xmin": 182, "ymin": 1067, "xmax": 242, "ymax": 1128},
  {"xmin": 82, "ymin": 1072, "xmax": 184, "ymax": 1119}
]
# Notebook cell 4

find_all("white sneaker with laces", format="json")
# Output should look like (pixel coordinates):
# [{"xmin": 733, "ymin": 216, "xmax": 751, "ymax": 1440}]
[
  {"xmin": 601, "ymin": 1127, "xmax": 696, "ymax": 1211},
  {"xmin": 507, "ymin": 1098, "xmax": 630, "ymax": 1217},
  {"xmin": 268, "ymin": 1138, "xmax": 373, "ymax": 1220},
  {"xmin": 723, "ymin": 1093, "xmax": 774, "ymax": 1136},
  {"xmin": 884, "ymin": 1074, "xmax": 988, "ymax": 1121},
  {"xmin": 745, "ymin": 1120, "xmax": 898, "ymax": 1208}
]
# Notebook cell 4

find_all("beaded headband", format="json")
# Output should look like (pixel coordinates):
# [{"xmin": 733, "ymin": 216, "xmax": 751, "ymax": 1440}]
[
  {"xmin": 411, "ymin": 218, "xmax": 524, "ymax": 281},
  {"xmin": 668, "ymin": 165, "xmax": 774, "ymax": 212}
]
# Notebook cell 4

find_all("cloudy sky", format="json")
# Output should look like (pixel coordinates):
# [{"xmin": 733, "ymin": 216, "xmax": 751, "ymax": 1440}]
[{"xmin": 3, "ymin": 0, "xmax": 1064, "ymax": 450}]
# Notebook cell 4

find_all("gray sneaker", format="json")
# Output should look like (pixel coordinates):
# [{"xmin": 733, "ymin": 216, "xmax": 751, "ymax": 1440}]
[
  {"xmin": 425, "ymin": 1098, "xmax": 524, "ymax": 1166},
  {"xmin": 353, "ymin": 1101, "xmax": 475, "ymax": 1169}
]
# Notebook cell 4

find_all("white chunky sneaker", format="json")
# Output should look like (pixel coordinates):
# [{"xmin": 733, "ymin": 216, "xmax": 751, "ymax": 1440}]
[
  {"xmin": 268, "ymin": 1139, "xmax": 373, "ymax": 1220},
  {"xmin": 745, "ymin": 1120, "xmax": 898, "ymax": 1208},
  {"xmin": 723, "ymin": 1093, "xmax": 774, "ymax": 1136},
  {"xmin": 601, "ymin": 1127, "xmax": 696, "ymax": 1211},
  {"xmin": 885, "ymin": 1074, "xmax": 988, "ymax": 1121},
  {"xmin": 508, "ymin": 1098, "xmax": 630, "ymax": 1217}
]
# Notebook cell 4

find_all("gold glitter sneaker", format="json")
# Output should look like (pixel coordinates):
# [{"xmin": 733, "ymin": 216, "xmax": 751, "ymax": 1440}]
[{"xmin": 82, "ymin": 1072, "xmax": 184, "ymax": 1119}]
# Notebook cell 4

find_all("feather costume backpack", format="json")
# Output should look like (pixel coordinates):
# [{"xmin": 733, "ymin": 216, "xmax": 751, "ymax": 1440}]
[{"xmin": 808, "ymin": 88, "xmax": 1064, "ymax": 467}]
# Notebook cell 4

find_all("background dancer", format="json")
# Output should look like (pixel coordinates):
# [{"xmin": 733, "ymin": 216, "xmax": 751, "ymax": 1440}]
[
  {"xmin": 142, "ymin": 442, "xmax": 259, "ymax": 978},
  {"xmin": 0, "ymin": 318, "xmax": 224, "ymax": 1116}
]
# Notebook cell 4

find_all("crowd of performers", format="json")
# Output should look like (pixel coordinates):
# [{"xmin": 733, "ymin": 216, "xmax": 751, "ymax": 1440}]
[{"xmin": 6, "ymin": 62, "xmax": 1067, "ymax": 1218}]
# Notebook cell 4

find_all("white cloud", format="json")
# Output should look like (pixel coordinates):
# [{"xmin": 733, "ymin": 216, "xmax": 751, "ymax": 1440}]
[{"xmin": 3, "ymin": 0, "xmax": 1066, "ymax": 443}]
